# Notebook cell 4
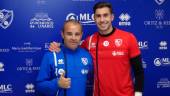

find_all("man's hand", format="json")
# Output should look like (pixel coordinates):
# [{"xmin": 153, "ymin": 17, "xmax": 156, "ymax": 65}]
[
  {"xmin": 58, "ymin": 73, "xmax": 71, "ymax": 89},
  {"xmin": 49, "ymin": 41, "xmax": 61, "ymax": 52}
]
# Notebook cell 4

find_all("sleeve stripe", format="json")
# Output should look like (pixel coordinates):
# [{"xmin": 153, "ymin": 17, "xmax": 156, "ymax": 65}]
[{"xmin": 88, "ymin": 34, "xmax": 93, "ymax": 50}]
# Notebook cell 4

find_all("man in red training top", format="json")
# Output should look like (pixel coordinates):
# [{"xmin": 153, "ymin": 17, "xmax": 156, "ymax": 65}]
[{"xmin": 49, "ymin": 2, "xmax": 144, "ymax": 96}]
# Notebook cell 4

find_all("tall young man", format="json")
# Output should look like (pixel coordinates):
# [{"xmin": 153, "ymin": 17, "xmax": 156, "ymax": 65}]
[{"xmin": 49, "ymin": 2, "xmax": 144, "ymax": 96}]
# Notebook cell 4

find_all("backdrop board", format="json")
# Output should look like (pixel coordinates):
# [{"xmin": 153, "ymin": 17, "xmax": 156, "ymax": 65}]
[{"xmin": 0, "ymin": 0, "xmax": 170, "ymax": 96}]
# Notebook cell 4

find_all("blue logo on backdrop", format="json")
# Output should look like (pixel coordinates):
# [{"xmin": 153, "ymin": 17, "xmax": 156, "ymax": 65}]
[
  {"xmin": 142, "ymin": 59, "xmax": 147, "ymax": 69},
  {"xmin": 16, "ymin": 58, "xmax": 40, "ymax": 73},
  {"xmin": 0, "ymin": 48, "xmax": 10, "ymax": 53},
  {"xmin": 157, "ymin": 78, "xmax": 170, "ymax": 88},
  {"xmin": 66, "ymin": 13, "xmax": 95, "ymax": 25},
  {"xmin": 11, "ymin": 42, "xmax": 42, "ymax": 53},
  {"xmin": 30, "ymin": 12, "xmax": 54, "ymax": 29},
  {"xmin": 155, "ymin": 9, "xmax": 164, "ymax": 20},
  {"xmin": 118, "ymin": 13, "xmax": 131, "ymax": 26},
  {"xmin": 159, "ymin": 41, "xmax": 168, "ymax": 50},
  {"xmin": 154, "ymin": 58, "xmax": 170, "ymax": 67},
  {"xmin": 0, "ymin": 84, "xmax": 13, "ymax": 93},
  {"xmin": 138, "ymin": 41, "xmax": 149, "ymax": 50},
  {"xmin": 0, "ymin": 9, "xmax": 14, "ymax": 29},
  {"xmin": 155, "ymin": 0, "xmax": 166, "ymax": 5},
  {"xmin": 25, "ymin": 83, "xmax": 35, "ymax": 93},
  {"xmin": 144, "ymin": 8, "xmax": 170, "ymax": 29},
  {"xmin": 36, "ymin": 0, "xmax": 47, "ymax": 5}
]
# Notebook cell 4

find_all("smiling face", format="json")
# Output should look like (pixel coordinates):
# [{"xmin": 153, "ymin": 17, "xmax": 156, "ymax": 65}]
[
  {"xmin": 62, "ymin": 21, "xmax": 82, "ymax": 50},
  {"xmin": 94, "ymin": 7, "xmax": 114, "ymax": 35}
]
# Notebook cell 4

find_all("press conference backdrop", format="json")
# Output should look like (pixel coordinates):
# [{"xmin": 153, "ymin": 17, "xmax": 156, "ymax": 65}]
[{"xmin": 0, "ymin": 0, "xmax": 169, "ymax": 96}]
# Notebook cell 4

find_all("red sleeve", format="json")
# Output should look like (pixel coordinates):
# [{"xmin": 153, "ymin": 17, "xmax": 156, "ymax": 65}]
[
  {"xmin": 129, "ymin": 33, "xmax": 141, "ymax": 58},
  {"xmin": 81, "ymin": 36, "xmax": 90, "ymax": 50}
]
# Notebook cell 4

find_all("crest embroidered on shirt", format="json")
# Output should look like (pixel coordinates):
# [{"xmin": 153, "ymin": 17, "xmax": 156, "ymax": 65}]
[
  {"xmin": 114, "ymin": 39, "xmax": 123, "ymax": 47},
  {"xmin": 81, "ymin": 58, "xmax": 88, "ymax": 65}
]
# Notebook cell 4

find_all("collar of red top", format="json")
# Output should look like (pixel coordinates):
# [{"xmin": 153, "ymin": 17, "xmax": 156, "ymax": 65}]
[{"xmin": 98, "ymin": 27, "xmax": 115, "ymax": 37}]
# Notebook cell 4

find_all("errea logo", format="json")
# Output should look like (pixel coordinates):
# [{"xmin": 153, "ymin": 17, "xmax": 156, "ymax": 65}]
[
  {"xmin": 25, "ymin": 83, "xmax": 35, "ymax": 93},
  {"xmin": 118, "ymin": 13, "xmax": 131, "ymax": 26},
  {"xmin": 159, "ymin": 41, "xmax": 167, "ymax": 50},
  {"xmin": 58, "ymin": 59, "xmax": 64, "ymax": 64}
]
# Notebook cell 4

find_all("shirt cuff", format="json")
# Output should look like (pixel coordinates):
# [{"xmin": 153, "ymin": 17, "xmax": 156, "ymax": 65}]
[{"xmin": 135, "ymin": 92, "xmax": 142, "ymax": 96}]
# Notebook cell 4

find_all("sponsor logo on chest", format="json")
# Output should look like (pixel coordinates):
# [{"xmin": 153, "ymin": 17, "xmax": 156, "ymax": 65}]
[
  {"xmin": 58, "ymin": 59, "xmax": 64, "ymax": 64},
  {"xmin": 112, "ymin": 51, "xmax": 125, "ymax": 56},
  {"xmin": 103, "ymin": 41, "xmax": 110, "ymax": 47}
]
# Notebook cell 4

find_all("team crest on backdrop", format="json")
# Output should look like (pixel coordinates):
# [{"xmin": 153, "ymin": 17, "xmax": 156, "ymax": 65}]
[
  {"xmin": 0, "ymin": 9, "xmax": 14, "ymax": 29},
  {"xmin": 155, "ymin": 0, "xmax": 165, "ymax": 5}
]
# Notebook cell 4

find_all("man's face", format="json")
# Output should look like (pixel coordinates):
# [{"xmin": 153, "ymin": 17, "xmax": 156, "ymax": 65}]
[
  {"xmin": 62, "ymin": 22, "xmax": 82, "ymax": 50},
  {"xmin": 94, "ymin": 7, "xmax": 114, "ymax": 35}
]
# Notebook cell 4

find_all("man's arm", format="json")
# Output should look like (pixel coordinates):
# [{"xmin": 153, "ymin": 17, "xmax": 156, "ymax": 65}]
[
  {"xmin": 36, "ymin": 53, "xmax": 59, "ymax": 95},
  {"xmin": 130, "ymin": 55, "xmax": 144, "ymax": 96}
]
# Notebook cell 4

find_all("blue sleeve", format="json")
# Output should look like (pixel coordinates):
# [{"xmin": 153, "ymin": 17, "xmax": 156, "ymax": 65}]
[{"xmin": 36, "ymin": 52, "xmax": 59, "ymax": 96}]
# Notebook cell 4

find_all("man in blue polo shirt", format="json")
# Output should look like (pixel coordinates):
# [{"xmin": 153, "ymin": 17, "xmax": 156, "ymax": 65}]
[{"xmin": 36, "ymin": 19, "xmax": 93, "ymax": 96}]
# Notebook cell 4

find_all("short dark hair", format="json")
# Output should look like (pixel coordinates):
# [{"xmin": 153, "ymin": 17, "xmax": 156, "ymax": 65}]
[
  {"xmin": 62, "ymin": 19, "xmax": 82, "ymax": 32},
  {"xmin": 93, "ymin": 2, "xmax": 113, "ymax": 14}
]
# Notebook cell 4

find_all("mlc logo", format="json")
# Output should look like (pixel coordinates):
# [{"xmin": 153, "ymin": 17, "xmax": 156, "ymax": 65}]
[
  {"xmin": 66, "ymin": 13, "xmax": 95, "ymax": 25},
  {"xmin": 138, "ymin": 41, "xmax": 149, "ymax": 49},
  {"xmin": 0, "ymin": 84, "xmax": 13, "ymax": 93},
  {"xmin": 154, "ymin": 58, "xmax": 170, "ymax": 66}
]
